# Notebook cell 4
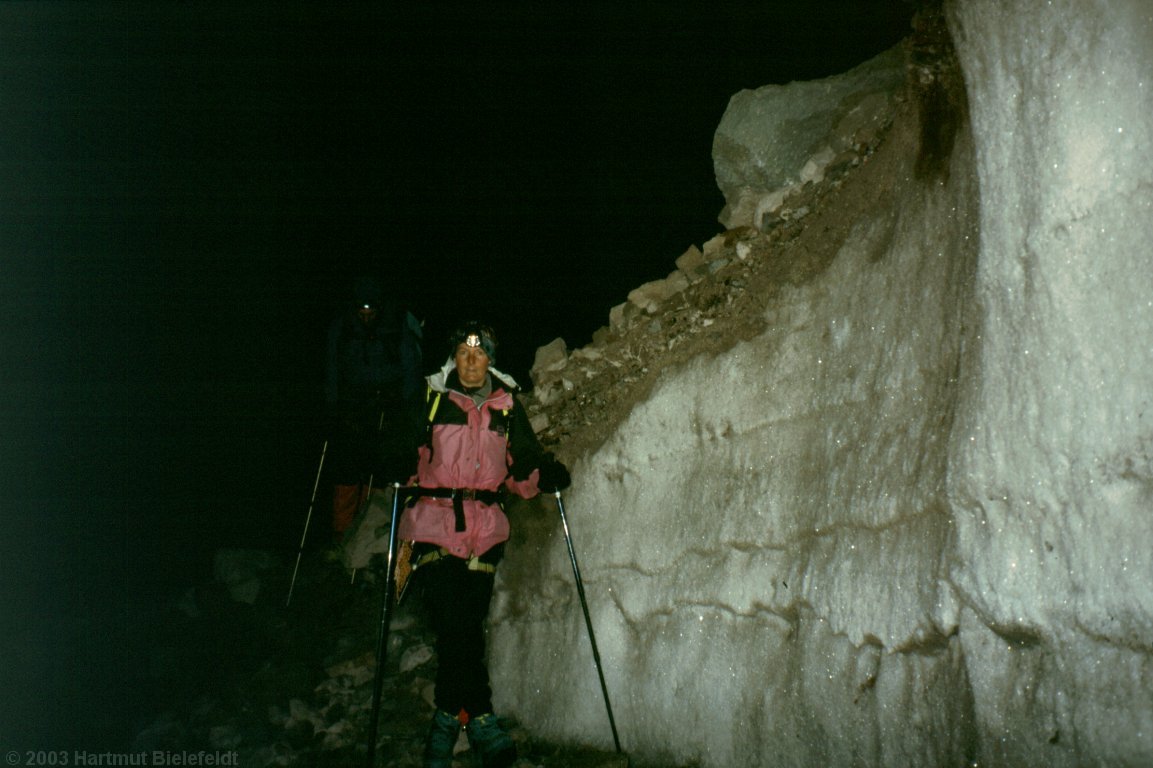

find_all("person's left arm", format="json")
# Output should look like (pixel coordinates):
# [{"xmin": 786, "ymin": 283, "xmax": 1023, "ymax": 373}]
[{"xmin": 506, "ymin": 397, "xmax": 570, "ymax": 494}]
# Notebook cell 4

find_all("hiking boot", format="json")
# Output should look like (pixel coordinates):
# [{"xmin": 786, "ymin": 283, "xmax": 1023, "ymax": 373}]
[
  {"xmin": 466, "ymin": 712, "xmax": 517, "ymax": 768},
  {"xmin": 423, "ymin": 709, "xmax": 462, "ymax": 768}
]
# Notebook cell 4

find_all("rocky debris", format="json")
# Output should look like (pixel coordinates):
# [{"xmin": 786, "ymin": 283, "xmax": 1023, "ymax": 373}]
[
  {"xmin": 525, "ymin": 52, "xmax": 909, "ymax": 463},
  {"xmin": 133, "ymin": 548, "xmax": 638, "ymax": 767}
]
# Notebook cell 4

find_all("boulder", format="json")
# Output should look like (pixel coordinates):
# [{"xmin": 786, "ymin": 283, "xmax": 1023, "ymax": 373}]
[{"xmin": 712, "ymin": 45, "xmax": 905, "ymax": 229}]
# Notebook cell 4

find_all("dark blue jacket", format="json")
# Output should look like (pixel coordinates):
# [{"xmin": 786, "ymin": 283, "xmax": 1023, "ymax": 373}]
[{"xmin": 325, "ymin": 306, "xmax": 423, "ymax": 411}]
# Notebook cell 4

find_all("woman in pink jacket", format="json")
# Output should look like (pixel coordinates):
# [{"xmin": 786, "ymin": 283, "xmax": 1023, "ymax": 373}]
[{"xmin": 399, "ymin": 321, "xmax": 570, "ymax": 768}]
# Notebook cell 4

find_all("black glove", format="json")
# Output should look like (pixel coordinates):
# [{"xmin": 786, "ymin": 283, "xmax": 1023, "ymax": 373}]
[
  {"xmin": 536, "ymin": 453, "xmax": 571, "ymax": 493},
  {"xmin": 508, "ymin": 458, "xmax": 532, "ymax": 482}
]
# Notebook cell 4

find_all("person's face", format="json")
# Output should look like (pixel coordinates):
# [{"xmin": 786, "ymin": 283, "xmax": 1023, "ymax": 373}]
[{"xmin": 454, "ymin": 342, "xmax": 490, "ymax": 388}]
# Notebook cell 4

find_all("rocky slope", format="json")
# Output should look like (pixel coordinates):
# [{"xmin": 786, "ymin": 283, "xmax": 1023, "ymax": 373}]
[{"xmin": 132, "ymin": 545, "xmax": 641, "ymax": 767}]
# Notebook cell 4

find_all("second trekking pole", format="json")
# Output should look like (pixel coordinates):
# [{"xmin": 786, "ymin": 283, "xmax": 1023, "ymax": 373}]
[
  {"xmin": 285, "ymin": 439, "xmax": 328, "ymax": 607},
  {"xmin": 555, "ymin": 490, "xmax": 623, "ymax": 755},
  {"xmin": 364, "ymin": 483, "xmax": 406, "ymax": 768}
]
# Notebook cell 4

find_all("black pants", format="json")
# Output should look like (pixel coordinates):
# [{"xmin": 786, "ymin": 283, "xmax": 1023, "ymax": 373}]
[{"xmin": 419, "ymin": 554, "xmax": 499, "ymax": 716}]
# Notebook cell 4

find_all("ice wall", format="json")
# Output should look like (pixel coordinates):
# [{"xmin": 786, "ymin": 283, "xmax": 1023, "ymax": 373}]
[
  {"xmin": 946, "ymin": 0, "xmax": 1153, "ymax": 764},
  {"xmin": 488, "ymin": 2, "xmax": 1153, "ymax": 766}
]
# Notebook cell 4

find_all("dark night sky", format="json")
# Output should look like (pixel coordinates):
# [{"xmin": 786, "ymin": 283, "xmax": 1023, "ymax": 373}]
[{"xmin": 1, "ymin": 0, "xmax": 913, "ymax": 749}]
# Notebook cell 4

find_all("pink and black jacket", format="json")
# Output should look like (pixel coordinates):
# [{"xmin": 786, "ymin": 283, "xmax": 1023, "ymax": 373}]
[{"xmin": 398, "ymin": 360, "xmax": 546, "ymax": 560}]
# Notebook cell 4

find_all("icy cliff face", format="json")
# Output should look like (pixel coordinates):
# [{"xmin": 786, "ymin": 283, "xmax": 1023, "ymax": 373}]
[
  {"xmin": 946, "ymin": 0, "xmax": 1153, "ymax": 764},
  {"xmin": 488, "ymin": 2, "xmax": 1153, "ymax": 766}
]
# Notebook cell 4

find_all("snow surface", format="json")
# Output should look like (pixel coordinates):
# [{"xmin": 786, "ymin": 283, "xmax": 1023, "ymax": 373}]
[{"xmin": 488, "ymin": 2, "xmax": 1153, "ymax": 766}]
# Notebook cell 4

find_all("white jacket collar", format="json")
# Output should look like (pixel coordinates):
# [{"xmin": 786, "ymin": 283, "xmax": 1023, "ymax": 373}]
[{"xmin": 427, "ymin": 356, "xmax": 519, "ymax": 394}]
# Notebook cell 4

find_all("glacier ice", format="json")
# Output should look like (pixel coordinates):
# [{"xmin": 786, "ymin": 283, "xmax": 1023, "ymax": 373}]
[{"xmin": 488, "ymin": 1, "xmax": 1153, "ymax": 765}]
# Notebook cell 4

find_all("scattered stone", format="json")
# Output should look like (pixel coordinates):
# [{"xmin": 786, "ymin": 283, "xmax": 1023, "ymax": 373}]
[
  {"xmin": 626, "ymin": 277, "xmax": 672, "ymax": 313},
  {"xmin": 399, "ymin": 643, "xmax": 434, "ymax": 673},
  {"xmin": 531, "ymin": 337, "xmax": 568, "ymax": 376},
  {"xmin": 675, "ymin": 244, "xmax": 705, "ymax": 273}
]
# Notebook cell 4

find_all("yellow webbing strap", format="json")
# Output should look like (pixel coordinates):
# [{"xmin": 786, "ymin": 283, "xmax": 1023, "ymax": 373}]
[
  {"xmin": 426, "ymin": 388, "xmax": 442, "ymax": 423},
  {"xmin": 412, "ymin": 547, "xmax": 496, "ymax": 574}
]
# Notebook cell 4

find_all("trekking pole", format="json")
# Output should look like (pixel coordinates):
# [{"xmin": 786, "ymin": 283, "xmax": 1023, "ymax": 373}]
[
  {"xmin": 285, "ymin": 439, "xmax": 328, "ymax": 607},
  {"xmin": 365, "ymin": 483, "xmax": 406, "ymax": 768},
  {"xmin": 555, "ymin": 490, "xmax": 623, "ymax": 754}
]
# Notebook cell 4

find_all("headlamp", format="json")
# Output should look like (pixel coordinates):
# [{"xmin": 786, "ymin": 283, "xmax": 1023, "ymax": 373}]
[{"xmin": 450, "ymin": 322, "xmax": 497, "ymax": 364}]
